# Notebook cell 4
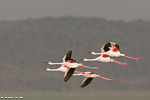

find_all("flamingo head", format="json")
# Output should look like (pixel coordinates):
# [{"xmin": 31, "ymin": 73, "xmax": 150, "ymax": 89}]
[
  {"xmin": 45, "ymin": 61, "xmax": 50, "ymax": 63},
  {"xmin": 80, "ymin": 58, "xmax": 86, "ymax": 61},
  {"xmin": 43, "ymin": 68, "xmax": 48, "ymax": 70},
  {"xmin": 88, "ymin": 51, "xmax": 94, "ymax": 54}
]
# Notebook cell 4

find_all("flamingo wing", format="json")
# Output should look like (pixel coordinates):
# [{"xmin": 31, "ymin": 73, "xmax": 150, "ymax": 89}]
[
  {"xmin": 62, "ymin": 55, "xmax": 66, "ymax": 62},
  {"xmin": 64, "ymin": 67, "xmax": 75, "ymax": 82},
  {"xmin": 103, "ymin": 42, "xmax": 111, "ymax": 52},
  {"xmin": 80, "ymin": 78, "xmax": 93, "ymax": 88},
  {"xmin": 115, "ymin": 44, "xmax": 120, "ymax": 50},
  {"xmin": 65, "ymin": 50, "xmax": 72, "ymax": 61}
]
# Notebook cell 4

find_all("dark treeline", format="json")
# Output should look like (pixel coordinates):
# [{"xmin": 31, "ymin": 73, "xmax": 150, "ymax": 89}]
[{"xmin": 0, "ymin": 16, "xmax": 149, "ymax": 92}]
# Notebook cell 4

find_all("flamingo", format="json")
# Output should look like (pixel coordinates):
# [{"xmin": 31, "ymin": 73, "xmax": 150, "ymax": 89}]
[
  {"xmin": 43, "ymin": 64, "xmax": 78, "ymax": 82},
  {"xmin": 80, "ymin": 54, "xmax": 127, "ymax": 66},
  {"xmin": 88, "ymin": 42, "xmax": 139, "ymax": 60},
  {"xmin": 73, "ymin": 71, "xmax": 114, "ymax": 88},
  {"xmin": 45, "ymin": 50, "xmax": 98, "ymax": 82}
]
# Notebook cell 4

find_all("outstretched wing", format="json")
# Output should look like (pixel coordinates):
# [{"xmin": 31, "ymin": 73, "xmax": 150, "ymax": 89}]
[
  {"xmin": 103, "ymin": 42, "xmax": 111, "ymax": 52},
  {"xmin": 65, "ymin": 49, "xmax": 72, "ymax": 61},
  {"xmin": 62, "ymin": 55, "xmax": 66, "ymax": 62},
  {"xmin": 64, "ymin": 68, "xmax": 75, "ymax": 82},
  {"xmin": 115, "ymin": 44, "xmax": 120, "ymax": 50},
  {"xmin": 80, "ymin": 78, "xmax": 93, "ymax": 88}
]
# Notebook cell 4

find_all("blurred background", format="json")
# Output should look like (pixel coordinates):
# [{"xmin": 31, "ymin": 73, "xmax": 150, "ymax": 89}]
[{"xmin": 0, "ymin": 0, "xmax": 150, "ymax": 100}]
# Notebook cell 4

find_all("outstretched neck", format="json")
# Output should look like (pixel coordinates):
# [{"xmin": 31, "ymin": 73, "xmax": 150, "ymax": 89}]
[{"xmin": 45, "ymin": 68, "xmax": 59, "ymax": 71}]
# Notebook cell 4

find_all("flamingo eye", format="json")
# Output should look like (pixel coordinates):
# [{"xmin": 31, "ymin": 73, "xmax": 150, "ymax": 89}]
[{"xmin": 112, "ymin": 48, "xmax": 118, "ymax": 52}]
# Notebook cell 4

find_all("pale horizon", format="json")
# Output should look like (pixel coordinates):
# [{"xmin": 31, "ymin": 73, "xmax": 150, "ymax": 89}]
[{"xmin": 0, "ymin": 0, "xmax": 150, "ymax": 21}]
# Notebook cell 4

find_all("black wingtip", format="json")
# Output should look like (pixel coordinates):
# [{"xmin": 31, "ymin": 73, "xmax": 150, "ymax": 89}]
[
  {"xmin": 80, "ymin": 78, "xmax": 93, "ymax": 88},
  {"xmin": 65, "ymin": 49, "xmax": 73, "ymax": 61},
  {"xmin": 80, "ymin": 85, "xmax": 85, "ymax": 88},
  {"xmin": 64, "ymin": 79, "xmax": 68, "ymax": 82},
  {"xmin": 68, "ymin": 49, "xmax": 72, "ymax": 52},
  {"xmin": 64, "ymin": 68, "xmax": 75, "ymax": 82}
]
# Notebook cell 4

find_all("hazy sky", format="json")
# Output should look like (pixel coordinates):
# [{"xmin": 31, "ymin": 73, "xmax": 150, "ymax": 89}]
[{"xmin": 0, "ymin": 0, "xmax": 150, "ymax": 21}]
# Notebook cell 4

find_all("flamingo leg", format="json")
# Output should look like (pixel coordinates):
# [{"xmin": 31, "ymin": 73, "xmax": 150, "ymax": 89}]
[
  {"xmin": 123, "ymin": 55, "xmax": 139, "ymax": 60},
  {"xmin": 113, "ymin": 60, "xmax": 127, "ymax": 66},
  {"xmin": 97, "ymin": 76, "xmax": 114, "ymax": 82},
  {"xmin": 79, "ymin": 65, "xmax": 98, "ymax": 69},
  {"xmin": 74, "ymin": 71, "xmax": 84, "ymax": 74}
]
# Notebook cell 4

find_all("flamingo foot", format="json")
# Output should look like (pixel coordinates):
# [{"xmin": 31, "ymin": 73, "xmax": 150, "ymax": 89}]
[
  {"xmin": 90, "ymin": 67, "xmax": 98, "ymax": 69},
  {"xmin": 98, "ymin": 76, "xmax": 114, "ymax": 82},
  {"xmin": 109, "ymin": 79, "xmax": 114, "ymax": 82},
  {"xmin": 79, "ymin": 65, "xmax": 98, "ymax": 69},
  {"xmin": 123, "ymin": 56, "xmax": 139, "ymax": 60}
]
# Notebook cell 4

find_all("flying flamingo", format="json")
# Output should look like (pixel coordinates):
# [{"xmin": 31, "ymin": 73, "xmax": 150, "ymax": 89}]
[
  {"xmin": 73, "ymin": 71, "xmax": 114, "ymax": 88},
  {"xmin": 88, "ymin": 42, "xmax": 139, "ymax": 60},
  {"xmin": 80, "ymin": 54, "xmax": 127, "ymax": 66},
  {"xmin": 43, "ymin": 64, "xmax": 81, "ymax": 82},
  {"xmin": 45, "ymin": 50, "xmax": 98, "ymax": 82}
]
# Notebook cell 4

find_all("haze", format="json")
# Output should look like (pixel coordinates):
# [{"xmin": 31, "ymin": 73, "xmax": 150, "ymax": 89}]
[{"xmin": 0, "ymin": 0, "xmax": 150, "ymax": 21}]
